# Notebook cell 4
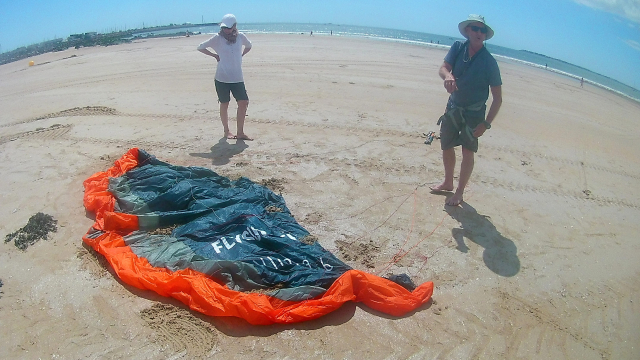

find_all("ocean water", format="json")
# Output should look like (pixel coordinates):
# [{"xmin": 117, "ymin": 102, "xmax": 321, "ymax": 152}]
[{"xmin": 140, "ymin": 23, "xmax": 640, "ymax": 102}]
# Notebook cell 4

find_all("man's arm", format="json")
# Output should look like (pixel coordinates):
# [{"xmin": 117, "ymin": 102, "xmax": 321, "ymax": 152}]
[
  {"xmin": 241, "ymin": 34, "xmax": 252, "ymax": 56},
  {"xmin": 439, "ymin": 61, "xmax": 457, "ymax": 93},
  {"xmin": 198, "ymin": 48, "xmax": 220, "ymax": 61},
  {"xmin": 485, "ymin": 85, "xmax": 502, "ymax": 125},
  {"xmin": 473, "ymin": 85, "xmax": 502, "ymax": 137}
]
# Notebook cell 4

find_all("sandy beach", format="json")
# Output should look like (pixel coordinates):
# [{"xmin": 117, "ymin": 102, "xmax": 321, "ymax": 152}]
[{"xmin": 1, "ymin": 33, "xmax": 639, "ymax": 359}]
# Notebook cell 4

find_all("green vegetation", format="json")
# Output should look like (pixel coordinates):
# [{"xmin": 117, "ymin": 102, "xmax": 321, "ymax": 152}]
[
  {"xmin": 0, "ymin": 30, "xmax": 133, "ymax": 65},
  {"xmin": 0, "ymin": 23, "xmax": 214, "ymax": 66}
]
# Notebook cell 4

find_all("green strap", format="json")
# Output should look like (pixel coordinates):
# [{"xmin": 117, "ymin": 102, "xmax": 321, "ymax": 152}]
[{"xmin": 439, "ymin": 100, "xmax": 485, "ymax": 131}]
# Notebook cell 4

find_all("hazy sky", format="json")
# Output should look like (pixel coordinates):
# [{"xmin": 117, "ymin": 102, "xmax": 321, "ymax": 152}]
[{"xmin": 1, "ymin": 0, "xmax": 639, "ymax": 88}]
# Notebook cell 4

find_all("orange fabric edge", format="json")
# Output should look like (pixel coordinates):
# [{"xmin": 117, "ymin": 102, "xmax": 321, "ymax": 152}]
[{"xmin": 82, "ymin": 148, "xmax": 434, "ymax": 324}]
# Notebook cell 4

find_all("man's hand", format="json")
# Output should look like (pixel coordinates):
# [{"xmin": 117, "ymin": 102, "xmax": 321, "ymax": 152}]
[
  {"xmin": 439, "ymin": 62, "xmax": 457, "ymax": 94},
  {"xmin": 473, "ymin": 123, "xmax": 488, "ymax": 138},
  {"xmin": 444, "ymin": 75, "xmax": 458, "ymax": 94}
]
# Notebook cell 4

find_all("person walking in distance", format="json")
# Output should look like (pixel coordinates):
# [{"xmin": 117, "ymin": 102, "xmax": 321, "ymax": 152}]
[{"xmin": 198, "ymin": 14, "xmax": 253, "ymax": 140}]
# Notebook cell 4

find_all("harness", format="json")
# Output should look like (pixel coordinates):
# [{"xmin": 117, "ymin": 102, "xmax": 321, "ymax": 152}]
[{"xmin": 437, "ymin": 100, "xmax": 485, "ymax": 139}]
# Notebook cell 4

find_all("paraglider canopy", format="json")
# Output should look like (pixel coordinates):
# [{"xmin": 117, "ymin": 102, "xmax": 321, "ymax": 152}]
[{"xmin": 82, "ymin": 148, "xmax": 434, "ymax": 324}]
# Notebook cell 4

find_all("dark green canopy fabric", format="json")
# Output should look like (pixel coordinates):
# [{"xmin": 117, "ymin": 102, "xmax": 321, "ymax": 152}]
[{"xmin": 111, "ymin": 150, "xmax": 351, "ymax": 300}]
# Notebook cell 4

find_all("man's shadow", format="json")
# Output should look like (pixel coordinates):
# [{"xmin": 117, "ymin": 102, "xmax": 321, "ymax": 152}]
[
  {"xmin": 445, "ymin": 202, "xmax": 520, "ymax": 277},
  {"xmin": 189, "ymin": 137, "xmax": 248, "ymax": 165}
]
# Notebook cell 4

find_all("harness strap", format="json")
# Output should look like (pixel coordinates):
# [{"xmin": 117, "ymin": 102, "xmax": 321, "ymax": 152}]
[{"xmin": 437, "ymin": 100, "xmax": 485, "ymax": 131}]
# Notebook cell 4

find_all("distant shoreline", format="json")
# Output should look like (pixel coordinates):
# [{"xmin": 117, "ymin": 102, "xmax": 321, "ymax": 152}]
[
  {"xmin": 0, "ymin": 23, "xmax": 218, "ymax": 66},
  {"xmin": 129, "ymin": 23, "xmax": 218, "ymax": 35},
  {"xmin": 298, "ymin": 33, "xmax": 640, "ymax": 104},
  {"xmin": 2, "ymin": 23, "xmax": 638, "ymax": 103},
  {"xmin": 493, "ymin": 54, "xmax": 640, "ymax": 105}
]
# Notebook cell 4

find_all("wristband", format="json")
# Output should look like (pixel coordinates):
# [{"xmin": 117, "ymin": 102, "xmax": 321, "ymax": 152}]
[{"xmin": 482, "ymin": 120, "xmax": 491, "ymax": 129}]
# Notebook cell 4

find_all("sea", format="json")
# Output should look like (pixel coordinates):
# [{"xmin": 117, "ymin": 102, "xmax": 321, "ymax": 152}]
[{"xmin": 137, "ymin": 23, "xmax": 640, "ymax": 102}]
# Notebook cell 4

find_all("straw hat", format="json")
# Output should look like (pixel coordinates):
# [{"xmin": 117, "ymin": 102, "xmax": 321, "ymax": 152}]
[{"xmin": 458, "ymin": 14, "xmax": 494, "ymax": 40}]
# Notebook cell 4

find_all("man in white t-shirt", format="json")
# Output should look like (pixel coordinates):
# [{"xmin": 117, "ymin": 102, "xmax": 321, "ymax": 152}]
[{"xmin": 198, "ymin": 14, "xmax": 253, "ymax": 140}]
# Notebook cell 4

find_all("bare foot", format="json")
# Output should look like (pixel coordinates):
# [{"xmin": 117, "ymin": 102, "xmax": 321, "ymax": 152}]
[
  {"xmin": 445, "ymin": 192, "xmax": 463, "ymax": 206},
  {"xmin": 236, "ymin": 133, "xmax": 253, "ymax": 141},
  {"xmin": 429, "ymin": 183, "xmax": 454, "ymax": 192},
  {"xmin": 225, "ymin": 132, "xmax": 236, "ymax": 139}
]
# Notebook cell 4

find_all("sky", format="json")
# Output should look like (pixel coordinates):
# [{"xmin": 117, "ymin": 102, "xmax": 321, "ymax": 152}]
[{"xmin": 1, "ymin": 0, "xmax": 639, "ymax": 89}]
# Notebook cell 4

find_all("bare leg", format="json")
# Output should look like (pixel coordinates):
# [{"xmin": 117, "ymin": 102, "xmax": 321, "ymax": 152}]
[
  {"xmin": 219, "ymin": 102, "xmax": 235, "ymax": 139},
  {"xmin": 235, "ymin": 100, "xmax": 252, "ymax": 140},
  {"xmin": 430, "ymin": 147, "xmax": 456, "ymax": 192},
  {"xmin": 447, "ymin": 147, "xmax": 475, "ymax": 206}
]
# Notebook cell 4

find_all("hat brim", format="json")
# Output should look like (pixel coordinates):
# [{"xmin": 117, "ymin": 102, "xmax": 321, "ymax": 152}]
[{"xmin": 458, "ymin": 20, "xmax": 494, "ymax": 40}]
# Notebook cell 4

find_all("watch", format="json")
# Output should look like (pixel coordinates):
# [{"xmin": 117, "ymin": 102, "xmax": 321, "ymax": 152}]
[{"xmin": 482, "ymin": 120, "xmax": 491, "ymax": 129}]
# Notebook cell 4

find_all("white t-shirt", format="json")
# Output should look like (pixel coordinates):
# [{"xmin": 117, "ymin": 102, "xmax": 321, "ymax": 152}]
[{"xmin": 197, "ymin": 33, "xmax": 252, "ymax": 83}]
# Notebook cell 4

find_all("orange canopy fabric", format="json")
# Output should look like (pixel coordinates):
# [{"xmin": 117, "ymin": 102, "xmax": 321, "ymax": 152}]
[{"xmin": 82, "ymin": 148, "xmax": 433, "ymax": 325}]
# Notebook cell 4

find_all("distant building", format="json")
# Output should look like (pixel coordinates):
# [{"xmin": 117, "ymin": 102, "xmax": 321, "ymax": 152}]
[{"xmin": 69, "ymin": 32, "xmax": 98, "ymax": 41}]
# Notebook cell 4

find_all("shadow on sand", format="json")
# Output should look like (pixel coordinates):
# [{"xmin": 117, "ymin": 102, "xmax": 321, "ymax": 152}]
[
  {"xmin": 189, "ymin": 137, "xmax": 248, "ymax": 165},
  {"xmin": 444, "ymin": 202, "xmax": 520, "ymax": 277}
]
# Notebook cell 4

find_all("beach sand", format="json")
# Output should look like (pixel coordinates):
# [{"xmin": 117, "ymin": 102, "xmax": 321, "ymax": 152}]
[{"xmin": 1, "ymin": 34, "xmax": 639, "ymax": 359}]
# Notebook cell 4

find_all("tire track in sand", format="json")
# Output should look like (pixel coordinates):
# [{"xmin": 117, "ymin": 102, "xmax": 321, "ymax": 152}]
[{"xmin": 4, "ymin": 107, "xmax": 638, "ymax": 210}]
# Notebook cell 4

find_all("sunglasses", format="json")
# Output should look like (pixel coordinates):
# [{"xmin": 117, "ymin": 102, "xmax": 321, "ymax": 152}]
[{"xmin": 468, "ymin": 25, "xmax": 488, "ymax": 34}]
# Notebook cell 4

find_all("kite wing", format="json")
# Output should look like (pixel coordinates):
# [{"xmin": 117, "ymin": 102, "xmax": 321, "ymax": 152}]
[{"xmin": 83, "ymin": 148, "xmax": 433, "ymax": 325}]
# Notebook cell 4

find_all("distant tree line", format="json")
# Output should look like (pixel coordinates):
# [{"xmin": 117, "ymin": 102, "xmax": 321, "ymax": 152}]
[
  {"xmin": 0, "ymin": 30, "xmax": 134, "ymax": 65},
  {"xmin": 0, "ymin": 23, "xmax": 214, "ymax": 66}
]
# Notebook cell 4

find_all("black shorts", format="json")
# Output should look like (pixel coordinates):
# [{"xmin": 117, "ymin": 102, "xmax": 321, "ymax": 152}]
[{"xmin": 215, "ymin": 80, "xmax": 249, "ymax": 103}]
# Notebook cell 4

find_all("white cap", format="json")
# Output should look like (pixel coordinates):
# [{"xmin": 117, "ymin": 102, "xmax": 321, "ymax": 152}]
[{"xmin": 220, "ymin": 14, "xmax": 237, "ymax": 28}]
